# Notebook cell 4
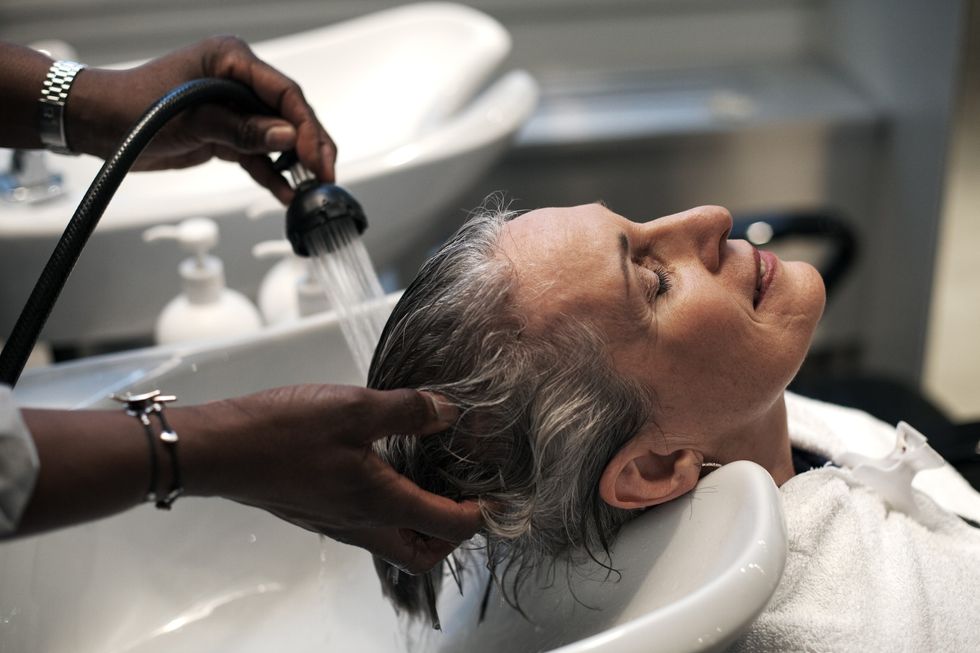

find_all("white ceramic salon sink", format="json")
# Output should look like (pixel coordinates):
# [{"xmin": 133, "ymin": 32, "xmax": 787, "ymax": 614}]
[
  {"xmin": 433, "ymin": 461, "xmax": 785, "ymax": 653},
  {"xmin": 0, "ymin": 3, "xmax": 538, "ymax": 344},
  {"xmin": 5, "ymin": 295, "xmax": 786, "ymax": 653}
]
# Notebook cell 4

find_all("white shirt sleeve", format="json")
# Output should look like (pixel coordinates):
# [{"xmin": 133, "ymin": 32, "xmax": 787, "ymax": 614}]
[{"xmin": 0, "ymin": 384, "xmax": 39, "ymax": 535}]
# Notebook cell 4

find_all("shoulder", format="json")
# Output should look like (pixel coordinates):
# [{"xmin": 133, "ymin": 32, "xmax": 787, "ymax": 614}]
[
  {"xmin": 785, "ymin": 391, "xmax": 896, "ymax": 461},
  {"xmin": 739, "ymin": 467, "xmax": 980, "ymax": 652},
  {"xmin": 785, "ymin": 391, "xmax": 980, "ymax": 522}
]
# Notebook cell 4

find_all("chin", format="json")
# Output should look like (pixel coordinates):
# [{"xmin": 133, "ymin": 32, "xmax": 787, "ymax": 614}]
[
  {"xmin": 784, "ymin": 260, "xmax": 827, "ymax": 326},
  {"xmin": 779, "ymin": 261, "xmax": 826, "ymax": 377},
  {"xmin": 801, "ymin": 261, "xmax": 827, "ymax": 324}
]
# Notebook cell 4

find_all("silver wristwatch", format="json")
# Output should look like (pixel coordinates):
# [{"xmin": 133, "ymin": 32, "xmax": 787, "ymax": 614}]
[{"xmin": 39, "ymin": 60, "xmax": 86, "ymax": 155}]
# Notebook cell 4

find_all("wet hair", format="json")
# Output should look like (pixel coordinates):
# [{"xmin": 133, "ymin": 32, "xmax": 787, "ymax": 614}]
[{"xmin": 367, "ymin": 198, "xmax": 651, "ymax": 627}]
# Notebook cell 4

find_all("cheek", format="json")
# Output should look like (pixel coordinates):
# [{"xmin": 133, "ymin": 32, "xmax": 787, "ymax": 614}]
[
  {"xmin": 658, "ymin": 293, "xmax": 770, "ymax": 399},
  {"xmin": 656, "ymin": 286, "xmax": 816, "ymax": 431}
]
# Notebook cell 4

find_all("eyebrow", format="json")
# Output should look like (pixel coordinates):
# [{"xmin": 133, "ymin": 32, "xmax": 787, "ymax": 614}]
[{"xmin": 618, "ymin": 231, "xmax": 630, "ymax": 295}]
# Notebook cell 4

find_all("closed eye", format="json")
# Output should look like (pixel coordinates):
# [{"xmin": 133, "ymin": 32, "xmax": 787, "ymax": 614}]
[
  {"xmin": 638, "ymin": 262, "xmax": 672, "ymax": 302},
  {"xmin": 619, "ymin": 230, "xmax": 671, "ymax": 305}
]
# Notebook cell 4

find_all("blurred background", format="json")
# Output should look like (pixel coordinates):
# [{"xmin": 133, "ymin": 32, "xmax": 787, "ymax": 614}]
[{"xmin": 1, "ymin": 0, "xmax": 977, "ymax": 422}]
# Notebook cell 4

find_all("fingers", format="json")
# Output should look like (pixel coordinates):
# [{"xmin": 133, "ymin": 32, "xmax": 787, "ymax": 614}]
[
  {"xmin": 238, "ymin": 153, "xmax": 294, "ymax": 204},
  {"xmin": 360, "ymin": 388, "xmax": 459, "ymax": 442},
  {"xmin": 344, "ymin": 527, "xmax": 460, "ymax": 575},
  {"xmin": 383, "ymin": 474, "xmax": 484, "ymax": 542},
  {"xmin": 344, "ymin": 387, "xmax": 479, "ymax": 541},
  {"xmin": 130, "ymin": 147, "xmax": 213, "ymax": 172},
  {"xmin": 201, "ymin": 143, "xmax": 293, "ymax": 204},
  {"xmin": 246, "ymin": 57, "xmax": 337, "ymax": 183},
  {"xmin": 192, "ymin": 105, "xmax": 297, "ymax": 154},
  {"xmin": 206, "ymin": 36, "xmax": 337, "ymax": 183}
]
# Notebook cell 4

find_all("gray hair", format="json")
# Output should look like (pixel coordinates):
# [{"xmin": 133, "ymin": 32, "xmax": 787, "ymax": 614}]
[{"xmin": 367, "ymin": 198, "xmax": 651, "ymax": 627}]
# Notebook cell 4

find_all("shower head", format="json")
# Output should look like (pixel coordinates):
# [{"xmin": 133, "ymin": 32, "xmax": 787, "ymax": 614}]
[{"xmin": 275, "ymin": 151, "xmax": 368, "ymax": 257}]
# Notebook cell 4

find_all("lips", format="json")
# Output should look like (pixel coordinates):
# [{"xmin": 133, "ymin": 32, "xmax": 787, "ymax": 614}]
[{"xmin": 752, "ymin": 247, "xmax": 777, "ymax": 309}]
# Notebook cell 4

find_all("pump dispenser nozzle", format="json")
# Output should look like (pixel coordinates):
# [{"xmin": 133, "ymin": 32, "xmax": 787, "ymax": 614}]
[
  {"xmin": 144, "ymin": 217, "xmax": 219, "ymax": 262},
  {"xmin": 274, "ymin": 151, "xmax": 368, "ymax": 257}
]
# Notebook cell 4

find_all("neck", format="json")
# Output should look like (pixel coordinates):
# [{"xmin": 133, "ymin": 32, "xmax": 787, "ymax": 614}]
[{"xmin": 714, "ymin": 393, "xmax": 795, "ymax": 486}]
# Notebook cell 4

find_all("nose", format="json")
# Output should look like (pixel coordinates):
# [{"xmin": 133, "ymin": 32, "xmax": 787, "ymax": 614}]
[{"xmin": 648, "ymin": 205, "xmax": 732, "ymax": 271}]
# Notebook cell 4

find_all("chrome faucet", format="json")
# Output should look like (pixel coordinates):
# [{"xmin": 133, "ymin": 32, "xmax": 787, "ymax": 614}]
[{"xmin": 0, "ymin": 149, "xmax": 65, "ymax": 204}]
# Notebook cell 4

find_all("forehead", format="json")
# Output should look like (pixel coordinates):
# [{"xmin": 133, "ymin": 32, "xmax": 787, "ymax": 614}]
[
  {"xmin": 497, "ymin": 204, "xmax": 631, "ymax": 328},
  {"xmin": 499, "ymin": 204, "xmax": 614, "ymax": 261}
]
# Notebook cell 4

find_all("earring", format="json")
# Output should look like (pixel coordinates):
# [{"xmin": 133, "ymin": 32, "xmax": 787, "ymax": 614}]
[{"xmin": 699, "ymin": 461, "xmax": 722, "ymax": 477}]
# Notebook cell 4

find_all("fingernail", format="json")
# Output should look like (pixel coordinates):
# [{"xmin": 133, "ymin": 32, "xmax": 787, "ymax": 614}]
[
  {"xmin": 264, "ymin": 125, "xmax": 296, "ymax": 151},
  {"xmin": 426, "ymin": 393, "xmax": 459, "ymax": 425},
  {"xmin": 321, "ymin": 144, "xmax": 336, "ymax": 180}
]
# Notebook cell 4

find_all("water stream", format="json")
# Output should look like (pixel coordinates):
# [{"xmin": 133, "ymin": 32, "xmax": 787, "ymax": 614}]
[
  {"xmin": 304, "ymin": 218, "xmax": 388, "ymax": 381},
  {"xmin": 305, "ymin": 220, "xmax": 388, "ymax": 627}
]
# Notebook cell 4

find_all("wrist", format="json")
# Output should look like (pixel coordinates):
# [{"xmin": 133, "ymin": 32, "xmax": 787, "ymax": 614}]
[
  {"xmin": 64, "ymin": 67, "xmax": 126, "ymax": 159},
  {"xmin": 38, "ymin": 60, "xmax": 87, "ymax": 155},
  {"xmin": 166, "ymin": 399, "xmax": 258, "ymax": 499}
]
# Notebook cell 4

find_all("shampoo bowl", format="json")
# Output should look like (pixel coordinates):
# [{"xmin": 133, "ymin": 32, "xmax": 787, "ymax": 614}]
[
  {"xmin": 5, "ymin": 294, "xmax": 787, "ymax": 652},
  {"xmin": 0, "ymin": 3, "xmax": 538, "ymax": 345}
]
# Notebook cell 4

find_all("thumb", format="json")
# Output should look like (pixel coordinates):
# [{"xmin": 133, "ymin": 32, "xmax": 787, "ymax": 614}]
[
  {"xmin": 193, "ymin": 105, "xmax": 297, "ymax": 153},
  {"xmin": 360, "ymin": 388, "xmax": 459, "ymax": 443}
]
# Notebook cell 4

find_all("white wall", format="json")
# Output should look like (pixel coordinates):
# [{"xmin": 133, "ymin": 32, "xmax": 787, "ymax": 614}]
[
  {"xmin": 820, "ymin": 0, "xmax": 966, "ymax": 383},
  {"xmin": 925, "ymin": 0, "xmax": 980, "ymax": 419}
]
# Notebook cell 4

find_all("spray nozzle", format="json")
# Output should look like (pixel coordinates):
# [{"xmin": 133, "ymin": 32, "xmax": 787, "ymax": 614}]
[
  {"xmin": 143, "ymin": 217, "xmax": 219, "ymax": 267},
  {"xmin": 273, "ymin": 150, "xmax": 368, "ymax": 257}
]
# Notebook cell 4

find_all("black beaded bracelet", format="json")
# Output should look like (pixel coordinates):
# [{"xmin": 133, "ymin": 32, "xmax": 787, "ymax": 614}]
[{"xmin": 112, "ymin": 390, "xmax": 183, "ymax": 509}]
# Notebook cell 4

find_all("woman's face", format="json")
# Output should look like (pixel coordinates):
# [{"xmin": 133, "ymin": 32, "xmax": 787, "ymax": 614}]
[{"xmin": 498, "ymin": 204, "xmax": 826, "ymax": 445}]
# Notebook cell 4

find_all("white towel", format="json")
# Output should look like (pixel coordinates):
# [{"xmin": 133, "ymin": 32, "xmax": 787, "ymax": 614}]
[
  {"xmin": 732, "ymin": 468, "xmax": 980, "ymax": 652},
  {"xmin": 785, "ymin": 391, "xmax": 980, "ymax": 524},
  {"xmin": 729, "ymin": 393, "xmax": 980, "ymax": 652}
]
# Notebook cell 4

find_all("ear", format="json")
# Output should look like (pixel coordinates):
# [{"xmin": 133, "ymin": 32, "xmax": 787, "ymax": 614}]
[{"xmin": 599, "ymin": 436, "xmax": 702, "ymax": 510}]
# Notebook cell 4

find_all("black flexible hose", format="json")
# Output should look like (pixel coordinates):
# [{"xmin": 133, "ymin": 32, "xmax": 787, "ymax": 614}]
[{"xmin": 0, "ymin": 79, "xmax": 270, "ymax": 387}]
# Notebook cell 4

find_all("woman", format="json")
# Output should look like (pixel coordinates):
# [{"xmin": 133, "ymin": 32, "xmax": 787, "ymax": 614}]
[{"xmin": 368, "ymin": 201, "xmax": 980, "ymax": 648}]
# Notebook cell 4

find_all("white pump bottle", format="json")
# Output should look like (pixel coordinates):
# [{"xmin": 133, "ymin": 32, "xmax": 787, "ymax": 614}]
[
  {"xmin": 143, "ymin": 217, "xmax": 263, "ymax": 345},
  {"xmin": 252, "ymin": 239, "xmax": 330, "ymax": 325}
]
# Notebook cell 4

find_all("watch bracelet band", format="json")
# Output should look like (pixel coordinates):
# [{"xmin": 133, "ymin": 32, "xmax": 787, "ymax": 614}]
[{"xmin": 39, "ymin": 60, "xmax": 86, "ymax": 155}]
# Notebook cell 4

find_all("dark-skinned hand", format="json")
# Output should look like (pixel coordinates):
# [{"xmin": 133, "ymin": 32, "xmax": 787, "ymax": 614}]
[
  {"xmin": 180, "ymin": 384, "xmax": 482, "ymax": 574},
  {"xmin": 65, "ymin": 35, "xmax": 335, "ymax": 204}
]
